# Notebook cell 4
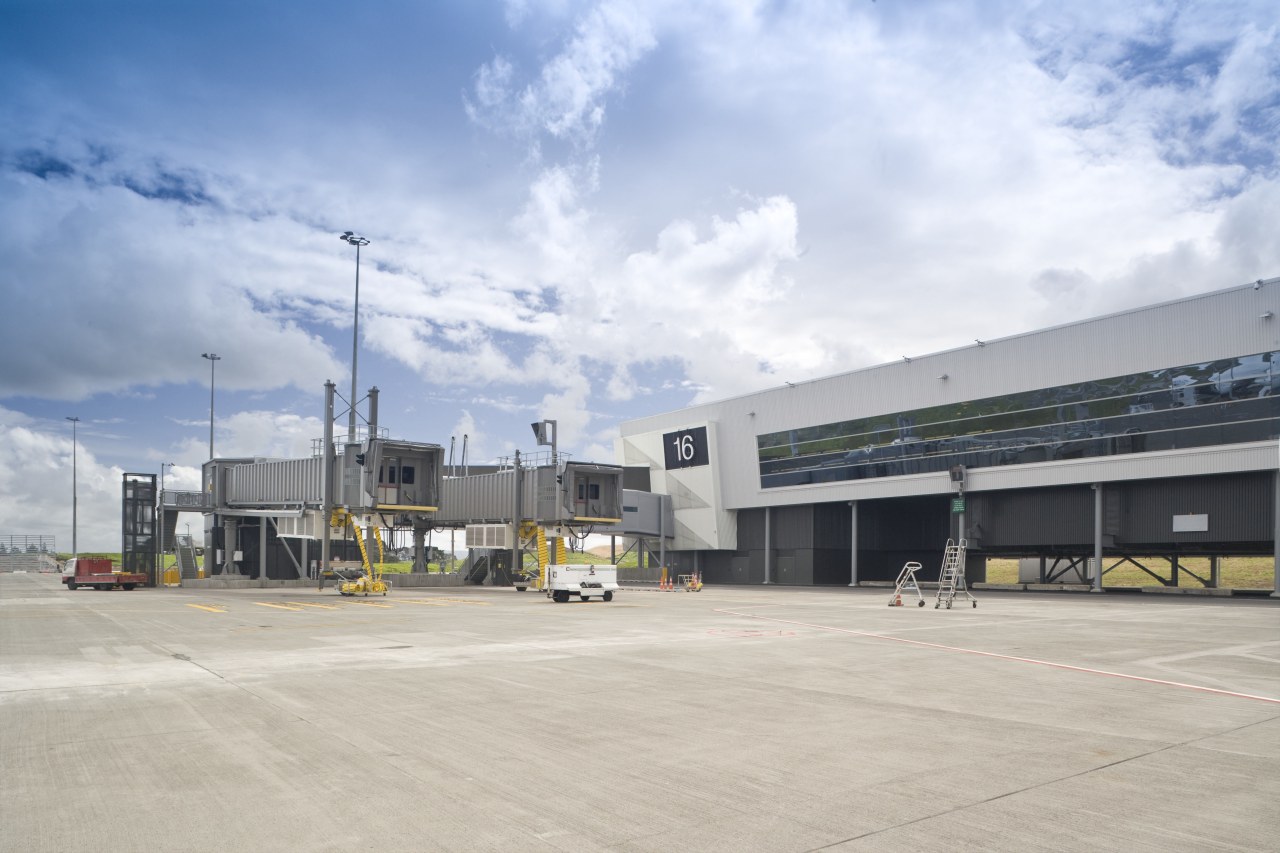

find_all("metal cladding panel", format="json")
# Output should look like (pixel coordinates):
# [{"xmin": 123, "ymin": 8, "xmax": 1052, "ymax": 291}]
[
  {"xmin": 618, "ymin": 421, "xmax": 735, "ymax": 550},
  {"xmin": 226, "ymin": 457, "xmax": 326, "ymax": 507},
  {"xmin": 593, "ymin": 490, "xmax": 670, "ymax": 537},
  {"xmin": 813, "ymin": 503, "xmax": 853, "ymax": 549},
  {"xmin": 737, "ymin": 508, "xmax": 766, "ymax": 550},
  {"xmin": 1117, "ymin": 473, "xmax": 1273, "ymax": 544},
  {"xmin": 772, "ymin": 505, "xmax": 814, "ymax": 549},
  {"xmin": 619, "ymin": 281, "xmax": 1280, "ymax": 511},
  {"xmin": 967, "ymin": 487, "xmax": 1096, "ymax": 549}
]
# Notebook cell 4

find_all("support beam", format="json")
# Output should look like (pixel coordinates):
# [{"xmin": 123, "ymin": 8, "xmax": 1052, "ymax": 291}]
[
  {"xmin": 259, "ymin": 518, "xmax": 267, "ymax": 587},
  {"xmin": 764, "ymin": 507, "xmax": 772, "ymax": 584},
  {"xmin": 1092, "ymin": 483, "xmax": 1103, "ymax": 593},
  {"xmin": 848, "ymin": 501, "xmax": 858, "ymax": 587}
]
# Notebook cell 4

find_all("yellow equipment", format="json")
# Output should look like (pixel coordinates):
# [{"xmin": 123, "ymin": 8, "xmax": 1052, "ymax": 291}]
[{"xmin": 331, "ymin": 509, "xmax": 389, "ymax": 596}]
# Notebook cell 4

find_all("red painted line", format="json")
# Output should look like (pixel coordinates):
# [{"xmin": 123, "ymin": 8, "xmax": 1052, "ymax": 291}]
[{"xmin": 713, "ymin": 608, "xmax": 1280, "ymax": 706}]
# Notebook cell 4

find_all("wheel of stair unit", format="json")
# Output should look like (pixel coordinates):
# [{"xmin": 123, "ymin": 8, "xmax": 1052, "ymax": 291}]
[
  {"xmin": 580, "ymin": 595, "xmax": 589, "ymax": 602},
  {"xmin": 917, "ymin": 600, "xmax": 925, "ymax": 607},
  {"xmin": 515, "ymin": 587, "xmax": 527, "ymax": 592},
  {"xmin": 603, "ymin": 591, "xmax": 613, "ymax": 602}
]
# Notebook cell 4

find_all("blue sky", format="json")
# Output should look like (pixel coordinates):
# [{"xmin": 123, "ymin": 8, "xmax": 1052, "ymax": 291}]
[{"xmin": 2, "ymin": 0, "xmax": 1278, "ymax": 552}]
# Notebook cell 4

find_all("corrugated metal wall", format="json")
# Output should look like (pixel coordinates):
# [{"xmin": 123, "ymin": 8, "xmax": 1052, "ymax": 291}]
[
  {"xmin": 226, "ymin": 457, "xmax": 325, "ymax": 506},
  {"xmin": 1118, "ymin": 472, "xmax": 1272, "ymax": 547},
  {"xmin": 966, "ymin": 473, "xmax": 1274, "ymax": 552}
]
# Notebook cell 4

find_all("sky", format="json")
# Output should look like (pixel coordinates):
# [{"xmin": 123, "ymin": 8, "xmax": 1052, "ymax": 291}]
[{"xmin": 2, "ymin": 0, "xmax": 1278, "ymax": 553}]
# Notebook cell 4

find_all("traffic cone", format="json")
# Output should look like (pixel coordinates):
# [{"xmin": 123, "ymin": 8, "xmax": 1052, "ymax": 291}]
[{"xmin": 894, "ymin": 594, "xmax": 902, "ymax": 607}]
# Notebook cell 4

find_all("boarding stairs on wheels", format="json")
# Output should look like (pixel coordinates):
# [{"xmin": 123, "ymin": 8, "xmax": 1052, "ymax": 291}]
[
  {"xmin": 934, "ymin": 538, "xmax": 977, "ymax": 609},
  {"xmin": 889, "ymin": 562, "xmax": 927, "ymax": 607}
]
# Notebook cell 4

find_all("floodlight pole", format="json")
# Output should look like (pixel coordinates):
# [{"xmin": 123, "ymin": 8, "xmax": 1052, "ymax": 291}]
[
  {"xmin": 201, "ymin": 353, "xmax": 221, "ymax": 458},
  {"xmin": 66, "ymin": 417, "xmax": 80, "ymax": 558},
  {"xmin": 340, "ymin": 231, "xmax": 370, "ymax": 443}
]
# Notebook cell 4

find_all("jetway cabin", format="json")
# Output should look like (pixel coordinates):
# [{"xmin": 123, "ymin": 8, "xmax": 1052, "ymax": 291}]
[
  {"xmin": 562, "ymin": 462, "xmax": 623, "ymax": 523},
  {"xmin": 342, "ymin": 439, "xmax": 444, "ymax": 515}
]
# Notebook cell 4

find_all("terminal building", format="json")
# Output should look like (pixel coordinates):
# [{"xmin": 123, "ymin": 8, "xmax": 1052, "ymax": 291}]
[{"xmin": 616, "ymin": 279, "xmax": 1280, "ymax": 591}]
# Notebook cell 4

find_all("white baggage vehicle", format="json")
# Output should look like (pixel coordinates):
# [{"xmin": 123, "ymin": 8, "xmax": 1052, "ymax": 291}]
[{"xmin": 545, "ymin": 564, "xmax": 619, "ymax": 603}]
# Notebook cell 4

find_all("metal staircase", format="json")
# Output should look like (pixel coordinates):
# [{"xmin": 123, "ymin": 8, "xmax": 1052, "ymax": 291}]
[
  {"xmin": 889, "ymin": 561, "xmax": 927, "ymax": 606},
  {"xmin": 175, "ymin": 534, "xmax": 201, "ymax": 579},
  {"xmin": 934, "ymin": 538, "xmax": 977, "ymax": 609}
]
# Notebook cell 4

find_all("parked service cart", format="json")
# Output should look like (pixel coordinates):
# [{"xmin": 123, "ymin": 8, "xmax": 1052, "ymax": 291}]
[
  {"xmin": 545, "ymin": 564, "xmax": 619, "ymax": 603},
  {"xmin": 62, "ymin": 557, "xmax": 148, "ymax": 591}
]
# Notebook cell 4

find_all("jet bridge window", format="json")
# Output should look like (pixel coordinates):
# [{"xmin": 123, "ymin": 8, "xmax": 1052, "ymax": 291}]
[{"xmin": 401, "ymin": 466, "xmax": 414, "ymax": 485}]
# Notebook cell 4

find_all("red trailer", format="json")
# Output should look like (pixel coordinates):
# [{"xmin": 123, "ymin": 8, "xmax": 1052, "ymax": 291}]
[{"xmin": 61, "ymin": 557, "xmax": 147, "ymax": 591}]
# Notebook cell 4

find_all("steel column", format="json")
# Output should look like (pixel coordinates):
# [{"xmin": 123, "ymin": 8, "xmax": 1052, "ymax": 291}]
[
  {"xmin": 1272, "ymin": 470, "xmax": 1279, "ymax": 598},
  {"xmin": 1092, "ymin": 483, "xmax": 1103, "ymax": 592},
  {"xmin": 848, "ymin": 501, "xmax": 858, "ymax": 587},
  {"xmin": 320, "ymin": 381, "xmax": 334, "ymax": 586}
]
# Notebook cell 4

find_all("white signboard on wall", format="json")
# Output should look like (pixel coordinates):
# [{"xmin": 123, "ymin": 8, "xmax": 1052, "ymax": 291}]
[{"xmin": 1171, "ymin": 514, "xmax": 1208, "ymax": 533}]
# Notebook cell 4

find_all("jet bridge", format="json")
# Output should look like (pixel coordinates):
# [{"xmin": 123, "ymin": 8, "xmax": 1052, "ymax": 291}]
[{"xmin": 435, "ymin": 456, "xmax": 623, "ymax": 528}]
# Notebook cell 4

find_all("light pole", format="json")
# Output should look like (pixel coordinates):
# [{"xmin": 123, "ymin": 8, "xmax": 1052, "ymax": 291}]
[
  {"xmin": 201, "ymin": 353, "xmax": 221, "ymax": 458},
  {"xmin": 340, "ymin": 231, "xmax": 370, "ymax": 442},
  {"xmin": 159, "ymin": 462, "xmax": 174, "ymax": 584},
  {"xmin": 66, "ymin": 417, "xmax": 80, "ymax": 559}
]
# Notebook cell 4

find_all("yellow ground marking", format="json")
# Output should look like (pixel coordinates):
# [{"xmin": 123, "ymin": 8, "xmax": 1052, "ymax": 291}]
[
  {"xmin": 396, "ymin": 599, "xmax": 451, "ymax": 606},
  {"xmin": 288, "ymin": 601, "xmax": 340, "ymax": 609},
  {"xmin": 186, "ymin": 604, "xmax": 227, "ymax": 613},
  {"xmin": 345, "ymin": 600, "xmax": 394, "ymax": 608},
  {"xmin": 420, "ymin": 598, "xmax": 492, "ymax": 606},
  {"xmin": 253, "ymin": 602, "xmax": 305, "ymax": 611}
]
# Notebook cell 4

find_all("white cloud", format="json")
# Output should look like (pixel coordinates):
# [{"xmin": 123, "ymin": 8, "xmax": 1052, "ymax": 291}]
[
  {"xmin": 468, "ymin": 0, "xmax": 657, "ymax": 147},
  {"xmin": 0, "ymin": 411, "xmax": 124, "ymax": 553}
]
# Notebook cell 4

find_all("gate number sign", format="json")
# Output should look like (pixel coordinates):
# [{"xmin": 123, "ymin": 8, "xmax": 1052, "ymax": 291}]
[{"xmin": 663, "ymin": 426, "xmax": 709, "ymax": 470}]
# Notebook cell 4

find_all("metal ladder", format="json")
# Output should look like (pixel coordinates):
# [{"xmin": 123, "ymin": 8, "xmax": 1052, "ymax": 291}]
[
  {"xmin": 934, "ymin": 538, "xmax": 977, "ymax": 609},
  {"xmin": 889, "ymin": 561, "xmax": 927, "ymax": 606}
]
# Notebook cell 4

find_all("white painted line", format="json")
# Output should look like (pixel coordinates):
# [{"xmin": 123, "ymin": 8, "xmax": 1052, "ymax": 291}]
[{"xmin": 713, "ymin": 608, "xmax": 1280, "ymax": 705}]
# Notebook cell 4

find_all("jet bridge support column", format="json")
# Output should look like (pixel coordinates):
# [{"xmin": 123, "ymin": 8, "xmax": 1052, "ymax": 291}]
[
  {"xmin": 223, "ymin": 517, "xmax": 239, "ymax": 576},
  {"xmin": 413, "ymin": 523, "xmax": 427, "ymax": 573}
]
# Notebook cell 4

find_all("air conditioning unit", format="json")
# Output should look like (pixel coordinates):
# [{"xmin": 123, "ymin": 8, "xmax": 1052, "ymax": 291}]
[
  {"xmin": 466, "ymin": 524, "xmax": 513, "ymax": 549},
  {"xmin": 276, "ymin": 512, "xmax": 325, "ymax": 540}
]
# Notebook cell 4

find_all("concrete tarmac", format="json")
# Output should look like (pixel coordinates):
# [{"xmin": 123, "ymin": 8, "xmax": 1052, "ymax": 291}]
[{"xmin": 2, "ymin": 572, "xmax": 1277, "ymax": 852}]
